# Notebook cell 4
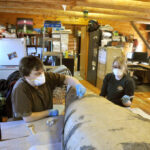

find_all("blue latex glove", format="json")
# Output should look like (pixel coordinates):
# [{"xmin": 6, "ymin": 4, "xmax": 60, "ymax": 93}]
[
  {"xmin": 75, "ymin": 84, "xmax": 86, "ymax": 98},
  {"xmin": 48, "ymin": 109, "xmax": 59, "ymax": 117},
  {"xmin": 121, "ymin": 95, "xmax": 133, "ymax": 104}
]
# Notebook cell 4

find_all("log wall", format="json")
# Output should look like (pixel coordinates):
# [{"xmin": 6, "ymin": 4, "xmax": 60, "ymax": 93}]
[{"xmin": 0, "ymin": 12, "xmax": 148, "ymax": 54}]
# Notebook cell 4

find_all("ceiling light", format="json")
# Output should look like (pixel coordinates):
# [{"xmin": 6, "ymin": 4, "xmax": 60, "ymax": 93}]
[
  {"xmin": 83, "ymin": 10, "xmax": 88, "ymax": 18},
  {"xmin": 62, "ymin": 5, "xmax": 67, "ymax": 11}
]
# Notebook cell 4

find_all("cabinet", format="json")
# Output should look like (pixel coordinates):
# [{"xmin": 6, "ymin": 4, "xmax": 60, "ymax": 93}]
[
  {"xmin": 96, "ymin": 46, "xmax": 123, "ymax": 89},
  {"xmin": 87, "ymin": 28, "xmax": 102, "ymax": 86}
]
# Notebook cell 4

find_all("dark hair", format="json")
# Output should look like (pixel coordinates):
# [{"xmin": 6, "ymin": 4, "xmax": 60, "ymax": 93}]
[{"xmin": 19, "ymin": 55, "xmax": 44, "ymax": 76}]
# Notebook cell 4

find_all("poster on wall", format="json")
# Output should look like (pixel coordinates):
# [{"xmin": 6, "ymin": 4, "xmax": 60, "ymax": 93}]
[
  {"xmin": 17, "ymin": 18, "xmax": 33, "ymax": 33},
  {"xmin": 0, "ymin": 38, "xmax": 27, "ymax": 66},
  {"xmin": 98, "ymin": 48, "xmax": 106, "ymax": 64},
  {"xmin": 61, "ymin": 34, "xmax": 68, "ymax": 51}
]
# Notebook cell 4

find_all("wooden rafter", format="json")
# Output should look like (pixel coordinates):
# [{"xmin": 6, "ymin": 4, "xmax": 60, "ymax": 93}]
[
  {"xmin": 0, "ymin": 0, "xmax": 150, "ymax": 23},
  {"xmin": 0, "ymin": 0, "xmax": 76, "ymax": 5},
  {"xmin": 76, "ymin": 0, "xmax": 150, "ymax": 13},
  {"xmin": 1, "ymin": 7, "xmax": 150, "ymax": 23},
  {"xmin": 72, "ymin": 6, "xmax": 150, "ymax": 20}
]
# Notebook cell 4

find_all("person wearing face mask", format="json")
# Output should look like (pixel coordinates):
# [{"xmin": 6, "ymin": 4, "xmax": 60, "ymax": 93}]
[
  {"xmin": 100, "ymin": 56, "xmax": 135, "ymax": 107},
  {"xmin": 11, "ymin": 56, "xmax": 86, "ymax": 122}
]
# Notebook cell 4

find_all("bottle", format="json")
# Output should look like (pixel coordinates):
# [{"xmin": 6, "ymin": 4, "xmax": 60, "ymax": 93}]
[
  {"xmin": 26, "ymin": 36, "xmax": 30, "ymax": 45},
  {"xmin": 65, "ymin": 51, "xmax": 68, "ymax": 58}
]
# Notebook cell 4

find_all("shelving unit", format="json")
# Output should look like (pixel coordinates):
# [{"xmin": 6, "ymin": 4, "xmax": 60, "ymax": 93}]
[
  {"xmin": 17, "ymin": 33, "xmax": 44, "ymax": 56},
  {"xmin": 42, "ymin": 30, "xmax": 63, "ymax": 70},
  {"xmin": 41, "ymin": 21, "xmax": 72, "ymax": 71}
]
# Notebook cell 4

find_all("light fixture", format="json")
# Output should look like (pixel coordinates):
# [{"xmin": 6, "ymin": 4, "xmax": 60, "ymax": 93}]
[
  {"xmin": 62, "ymin": 5, "xmax": 67, "ymax": 11},
  {"xmin": 83, "ymin": 10, "xmax": 88, "ymax": 18}
]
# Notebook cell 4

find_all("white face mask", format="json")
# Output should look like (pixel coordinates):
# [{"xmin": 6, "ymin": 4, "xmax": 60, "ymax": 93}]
[
  {"xmin": 113, "ymin": 68, "xmax": 123, "ymax": 80},
  {"xmin": 33, "ymin": 73, "xmax": 46, "ymax": 86}
]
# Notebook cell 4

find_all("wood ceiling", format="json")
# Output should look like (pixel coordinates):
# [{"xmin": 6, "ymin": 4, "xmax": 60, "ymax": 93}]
[{"xmin": 0, "ymin": 0, "xmax": 150, "ymax": 23}]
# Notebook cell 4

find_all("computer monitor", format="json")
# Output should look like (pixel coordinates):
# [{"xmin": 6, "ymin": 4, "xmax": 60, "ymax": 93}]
[
  {"xmin": 132, "ymin": 52, "xmax": 148, "ymax": 63},
  {"xmin": 127, "ymin": 52, "xmax": 148, "ymax": 63}
]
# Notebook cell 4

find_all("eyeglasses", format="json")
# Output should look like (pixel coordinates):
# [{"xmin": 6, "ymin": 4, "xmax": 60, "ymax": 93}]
[{"xmin": 112, "ymin": 66, "xmax": 121, "ymax": 69}]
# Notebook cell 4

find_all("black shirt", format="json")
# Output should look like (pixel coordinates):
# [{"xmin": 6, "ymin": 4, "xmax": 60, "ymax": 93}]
[{"xmin": 100, "ymin": 73, "xmax": 135, "ymax": 106}]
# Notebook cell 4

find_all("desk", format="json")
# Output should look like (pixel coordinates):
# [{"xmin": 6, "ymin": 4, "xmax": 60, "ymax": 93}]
[
  {"xmin": 128, "ymin": 63, "xmax": 150, "ymax": 70},
  {"xmin": 128, "ymin": 64, "xmax": 150, "ymax": 83},
  {"xmin": 139, "ymin": 64, "xmax": 150, "ymax": 70},
  {"xmin": 0, "ymin": 116, "xmax": 64, "ymax": 150}
]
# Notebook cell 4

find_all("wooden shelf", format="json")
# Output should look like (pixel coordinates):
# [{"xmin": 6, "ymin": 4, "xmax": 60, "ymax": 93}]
[
  {"xmin": 44, "ymin": 37, "xmax": 60, "ymax": 41},
  {"xmin": 42, "ymin": 51, "xmax": 63, "ymax": 57},
  {"xmin": 27, "ymin": 45, "xmax": 42, "ymax": 47}
]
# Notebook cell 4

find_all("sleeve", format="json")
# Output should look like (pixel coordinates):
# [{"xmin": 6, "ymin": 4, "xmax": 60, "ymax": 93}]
[
  {"xmin": 124, "ymin": 77, "xmax": 135, "ymax": 101},
  {"xmin": 11, "ymin": 85, "xmax": 32, "ymax": 118},
  {"xmin": 100, "ymin": 74, "xmax": 110, "ymax": 97},
  {"xmin": 47, "ymin": 72, "xmax": 66, "ymax": 90}
]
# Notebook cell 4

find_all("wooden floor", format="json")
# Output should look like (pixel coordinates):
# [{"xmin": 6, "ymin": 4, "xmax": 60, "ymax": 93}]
[{"xmin": 80, "ymin": 80, "xmax": 150, "ymax": 115}]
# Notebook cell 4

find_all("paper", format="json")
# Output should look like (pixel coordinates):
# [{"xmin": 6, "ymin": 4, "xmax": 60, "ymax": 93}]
[
  {"xmin": 1, "ymin": 120, "xmax": 30, "ymax": 140},
  {"xmin": 0, "ymin": 116, "xmax": 64, "ymax": 150},
  {"xmin": 52, "ymin": 33, "xmax": 69, "ymax": 52},
  {"xmin": 61, "ymin": 34, "xmax": 68, "ymax": 52},
  {"xmin": 127, "ymin": 107, "xmax": 150, "ymax": 120},
  {"xmin": 28, "ymin": 143, "xmax": 62, "ymax": 150},
  {"xmin": 53, "ymin": 41, "xmax": 60, "ymax": 52},
  {"xmin": 98, "ymin": 49, "xmax": 106, "ymax": 64},
  {"xmin": 0, "ymin": 136, "xmax": 30, "ymax": 150}
]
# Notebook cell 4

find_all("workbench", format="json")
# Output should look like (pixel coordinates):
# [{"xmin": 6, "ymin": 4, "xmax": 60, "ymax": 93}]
[{"xmin": 0, "ymin": 105, "xmax": 64, "ymax": 150}]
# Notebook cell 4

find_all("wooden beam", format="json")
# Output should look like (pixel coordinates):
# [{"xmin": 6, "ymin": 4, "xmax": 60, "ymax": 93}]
[
  {"xmin": 1, "ymin": 0, "xmax": 150, "ymax": 14},
  {"xmin": 134, "ymin": 0, "xmax": 150, "ymax": 2},
  {"xmin": 135, "ymin": 21, "xmax": 150, "ymax": 25},
  {"xmin": 72, "ymin": 6, "xmax": 150, "ymax": 20},
  {"xmin": 1, "ymin": 1, "xmax": 150, "ymax": 18},
  {"xmin": 130, "ymin": 21, "xmax": 150, "ymax": 50},
  {"xmin": 1, "ymin": 8, "xmax": 150, "ymax": 23},
  {"xmin": 76, "ymin": 0, "xmax": 150, "ymax": 13},
  {"xmin": 0, "ymin": 0, "xmax": 150, "ymax": 24},
  {"xmin": 0, "ymin": 0, "xmax": 76, "ymax": 5},
  {"xmin": 0, "ymin": 1, "xmax": 62, "ymax": 9}
]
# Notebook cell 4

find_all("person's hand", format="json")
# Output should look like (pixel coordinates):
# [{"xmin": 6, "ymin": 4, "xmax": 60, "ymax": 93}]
[
  {"xmin": 75, "ymin": 84, "xmax": 86, "ymax": 98},
  {"xmin": 121, "ymin": 95, "xmax": 132, "ymax": 104},
  {"xmin": 48, "ymin": 109, "xmax": 59, "ymax": 117}
]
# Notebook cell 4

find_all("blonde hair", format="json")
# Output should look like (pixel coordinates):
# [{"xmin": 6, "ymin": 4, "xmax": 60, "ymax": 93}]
[{"xmin": 113, "ymin": 56, "xmax": 128, "ymax": 75}]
